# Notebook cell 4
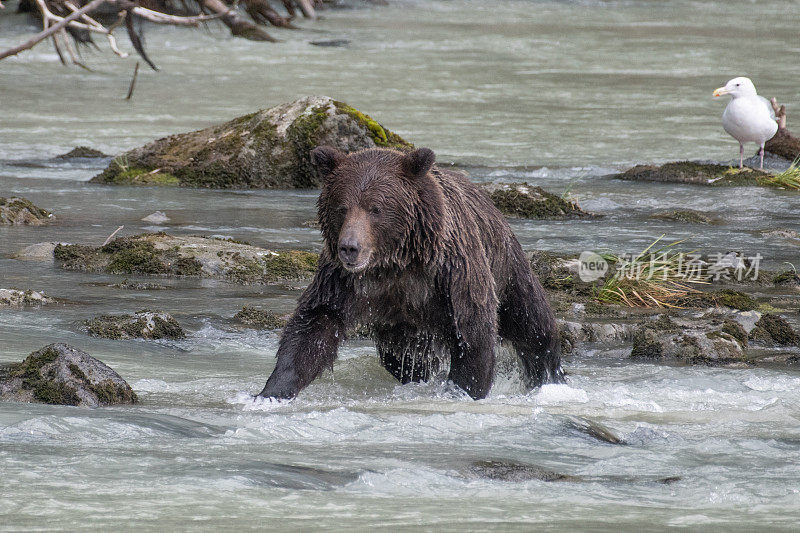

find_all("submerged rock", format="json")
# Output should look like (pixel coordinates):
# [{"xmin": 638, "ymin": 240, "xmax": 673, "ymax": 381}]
[
  {"xmin": 53, "ymin": 233, "xmax": 318, "ymax": 284},
  {"xmin": 85, "ymin": 311, "xmax": 186, "ymax": 340},
  {"xmin": 141, "ymin": 211, "xmax": 170, "ymax": 224},
  {"xmin": 0, "ymin": 289, "xmax": 57, "ymax": 308},
  {"xmin": 760, "ymin": 227, "xmax": 800, "ymax": 244},
  {"xmin": 109, "ymin": 279, "xmax": 168, "ymax": 290},
  {"xmin": 483, "ymin": 182, "xmax": 592, "ymax": 219},
  {"xmin": 309, "ymin": 39, "xmax": 351, "ymax": 47},
  {"xmin": 90, "ymin": 96, "xmax": 412, "ymax": 189},
  {"xmin": 614, "ymin": 161, "xmax": 771, "ymax": 186},
  {"xmin": 55, "ymin": 146, "xmax": 109, "ymax": 159},
  {"xmin": 650, "ymin": 209, "xmax": 718, "ymax": 225},
  {"xmin": 462, "ymin": 460, "xmax": 575, "ymax": 482},
  {"xmin": 0, "ymin": 197, "xmax": 52, "ymax": 226},
  {"xmin": 234, "ymin": 306, "xmax": 288, "ymax": 329},
  {"xmin": 564, "ymin": 415, "xmax": 625, "ymax": 445},
  {"xmin": 0, "ymin": 343, "xmax": 137, "ymax": 407}
]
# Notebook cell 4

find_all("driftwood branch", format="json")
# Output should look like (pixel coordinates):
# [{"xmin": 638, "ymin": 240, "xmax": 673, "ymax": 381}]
[
  {"xmin": 0, "ymin": 0, "xmax": 106, "ymax": 60},
  {"xmin": 770, "ymin": 97, "xmax": 787, "ymax": 130},
  {"xmin": 202, "ymin": 0, "xmax": 276, "ymax": 41},
  {"xmin": 126, "ymin": 61, "xmax": 140, "ymax": 99}
]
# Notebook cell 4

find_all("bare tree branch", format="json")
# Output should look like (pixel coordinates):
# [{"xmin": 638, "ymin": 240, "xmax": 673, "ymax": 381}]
[
  {"xmin": 0, "ymin": 0, "xmax": 105, "ymax": 60},
  {"xmin": 0, "ymin": 0, "xmax": 328, "ymax": 65}
]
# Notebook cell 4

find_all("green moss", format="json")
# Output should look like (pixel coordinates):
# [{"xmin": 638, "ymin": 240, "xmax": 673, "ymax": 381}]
[
  {"xmin": 86, "ymin": 312, "xmax": 185, "ymax": 340},
  {"xmin": 720, "ymin": 320, "xmax": 748, "ymax": 347},
  {"xmin": 210, "ymin": 236, "xmax": 251, "ymax": 246},
  {"xmin": 772, "ymin": 270, "xmax": 800, "ymax": 286},
  {"xmin": 489, "ymin": 185, "xmax": 588, "ymax": 219},
  {"xmin": 753, "ymin": 314, "xmax": 800, "ymax": 346},
  {"xmin": 226, "ymin": 257, "xmax": 267, "ymax": 284},
  {"xmin": 54, "ymin": 244, "xmax": 105, "ymax": 271},
  {"xmin": 172, "ymin": 256, "xmax": 203, "ymax": 276},
  {"xmin": 12, "ymin": 347, "xmax": 80, "ymax": 406},
  {"xmin": 89, "ymin": 379, "xmax": 138, "ymax": 405},
  {"xmin": 68, "ymin": 363, "xmax": 87, "ymax": 381},
  {"xmin": 616, "ymin": 161, "xmax": 772, "ymax": 187},
  {"xmin": 31, "ymin": 379, "xmax": 80, "ymax": 405},
  {"xmin": 333, "ymin": 101, "xmax": 413, "ymax": 150},
  {"xmin": 234, "ymin": 306, "xmax": 288, "ymax": 329},
  {"xmin": 105, "ymin": 241, "xmax": 168, "ymax": 275},
  {"xmin": 714, "ymin": 290, "xmax": 757, "ymax": 311},
  {"xmin": 0, "ymin": 196, "xmax": 52, "ymax": 225},
  {"xmin": 262, "ymin": 250, "xmax": 318, "ymax": 281},
  {"xmin": 631, "ymin": 327, "xmax": 664, "ymax": 359},
  {"xmin": 56, "ymin": 146, "xmax": 107, "ymax": 159},
  {"xmin": 678, "ymin": 289, "xmax": 757, "ymax": 311},
  {"xmin": 287, "ymin": 105, "xmax": 331, "ymax": 188},
  {"xmin": 101, "ymin": 164, "xmax": 179, "ymax": 186}
]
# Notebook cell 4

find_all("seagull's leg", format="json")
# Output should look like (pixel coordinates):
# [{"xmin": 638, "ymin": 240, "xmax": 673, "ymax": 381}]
[
  {"xmin": 739, "ymin": 143, "xmax": 744, "ymax": 169},
  {"xmin": 759, "ymin": 143, "xmax": 765, "ymax": 169}
]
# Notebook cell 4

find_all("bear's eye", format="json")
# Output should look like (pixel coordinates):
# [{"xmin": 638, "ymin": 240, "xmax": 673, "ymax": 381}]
[
  {"xmin": 369, "ymin": 206, "xmax": 382, "ymax": 216},
  {"xmin": 735, "ymin": 83, "xmax": 740, "ymax": 87}
]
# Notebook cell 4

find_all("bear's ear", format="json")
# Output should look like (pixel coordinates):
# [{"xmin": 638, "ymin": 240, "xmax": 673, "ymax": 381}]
[
  {"xmin": 310, "ymin": 146, "xmax": 345, "ymax": 178},
  {"xmin": 402, "ymin": 147, "xmax": 435, "ymax": 178}
]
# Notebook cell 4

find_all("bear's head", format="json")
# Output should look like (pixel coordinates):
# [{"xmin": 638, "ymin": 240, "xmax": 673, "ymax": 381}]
[{"xmin": 312, "ymin": 146, "xmax": 445, "ymax": 273}]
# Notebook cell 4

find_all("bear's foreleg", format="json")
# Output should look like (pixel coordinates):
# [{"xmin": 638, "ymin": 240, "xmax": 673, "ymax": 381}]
[
  {"xmin": 498, "ymin": 250, "xmax": 564, "ymax": 388},
  {"xmin": 442, "ymin": 260, "xmax": 499, "ymax": 400},
  {"xmin": 447, "ymin": 308, "xmax": 497, "ymax": 400},
  {"xmin": 258, "ymin": 308, "xmax": 343, "ymax": 399}
]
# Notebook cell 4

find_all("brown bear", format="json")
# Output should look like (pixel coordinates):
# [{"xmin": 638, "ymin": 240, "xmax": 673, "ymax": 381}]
[{"xmin": 257, "ymin": 146, "xmax": 563, "ymax": 400}]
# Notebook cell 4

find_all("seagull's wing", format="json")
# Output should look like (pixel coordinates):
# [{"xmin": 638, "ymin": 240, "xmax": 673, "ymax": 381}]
[{"xmin": 758, "ymin": 95, "xmax": 776, "ymax": 120}]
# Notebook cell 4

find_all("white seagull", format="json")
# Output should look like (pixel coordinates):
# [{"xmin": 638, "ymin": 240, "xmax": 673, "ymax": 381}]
[{"xmin": 713, "ymin": 76, "xmax": 778, "ymax": 169}]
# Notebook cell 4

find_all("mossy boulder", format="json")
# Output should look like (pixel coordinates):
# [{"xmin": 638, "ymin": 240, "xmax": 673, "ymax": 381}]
[
  {"xmin": 85, "ymin": 311, "xmax": 186, "ymax": 340},
  {"xmin": 234, "ymin": 306, "xmax": 289, "ymax": 329},
  {"xmin": 91, "ymin": 96, "xmax": 412, "ymax": 189},
  {"xmin": 0, "ymin": 197, "xmax": 52, "ymax": 226},
  {"xmin": 0, "ymin": 289, "xmax": 57, "ymax": 308},
  {"xmin": 0, "ymin": 343, "xmax": 137, "ymax": 407},
  {"xmin": 461, "ymin": 460, "xmax": 575, "ymax": 482},
  {"xmin": 614, "ymin": 162, "xmax": 771, "ymax": 187},
  {"xmin": 630, "ymin": 315, "xmax": 749, "ymax": 366},
  {"xmin": 676, "ymin": 289, "xmax": 758, "ymax": 311},
  {"xmin": 749, "ymin": 314, "xmax": 800, "ymax": 346},
  {"xmin": 54, "ymin": 233, "xmax": 318, "ymax": 284},
  {"xmin": 558, "ymin": 319, "xmax": 634, "ymax": 354},
  {"xmin": 483, "ymin": 183, "xmax": 592, "ymax": 219}
]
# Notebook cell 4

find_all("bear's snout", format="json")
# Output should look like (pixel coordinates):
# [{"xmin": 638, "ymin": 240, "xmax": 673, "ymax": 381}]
[
  {"xmin": 338, "ymin": 238, "xmax": 360, "ymax": 263},
  {"xmin": 337, "ymin": 208, "xmax": 373, "ymax": 272}
]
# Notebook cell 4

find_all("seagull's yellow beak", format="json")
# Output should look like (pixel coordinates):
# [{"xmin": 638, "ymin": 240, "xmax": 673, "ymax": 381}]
[{"xmin": 713, "ymin": 87, "xmax": 728, "ymax": 97}]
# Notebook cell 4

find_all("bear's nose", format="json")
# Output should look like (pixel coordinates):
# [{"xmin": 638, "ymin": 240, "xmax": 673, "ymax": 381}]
[{"xmin": 338, "ymin": 239, "xmax": 360, "ymax": 264}]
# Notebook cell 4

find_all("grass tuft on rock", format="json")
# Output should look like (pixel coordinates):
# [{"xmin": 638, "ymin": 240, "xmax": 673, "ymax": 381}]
[
  {"xmin": 756, "ymin": 157, "xmax": 800, "ymax": 190},
  {"xmin": 594, "ymin": 236, "xmax": 705, "ymax": 308}
]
